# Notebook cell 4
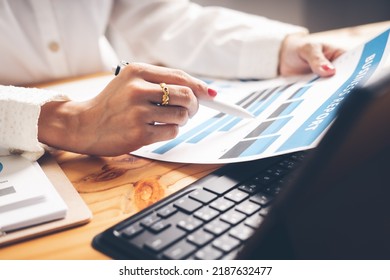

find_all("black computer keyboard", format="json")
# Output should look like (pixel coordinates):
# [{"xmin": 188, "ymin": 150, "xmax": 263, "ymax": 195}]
[{"xmin": 92, "ymin": 151, "xmax": 307, "ymax": 260}]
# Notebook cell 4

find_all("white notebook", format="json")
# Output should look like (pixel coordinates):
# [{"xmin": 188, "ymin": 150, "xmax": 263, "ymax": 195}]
[{"xmin": 0, "ymin": 155, "xmax": 67, "ymax": 234}]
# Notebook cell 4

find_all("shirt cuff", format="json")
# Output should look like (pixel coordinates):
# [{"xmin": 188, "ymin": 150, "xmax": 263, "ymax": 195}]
[
  {"xmin": 238, "ymin": 23, "xmax": 307, "ymax": 79},
  {"xmin": 0, "ymin": 85, "xmax": 70, "ymax": 161}
]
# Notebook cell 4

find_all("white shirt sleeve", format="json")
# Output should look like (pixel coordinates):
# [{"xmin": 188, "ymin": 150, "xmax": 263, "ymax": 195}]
[
  {"xmin": 0, "ymin": 86, "xmax": 69, "ymax": 161},
  {"xmin": 0, "ymin": 0, "xmax": 308, "ymax": 161},
  {"xmin": 108, "ymin": 0, "xmax": 307, "ymax": 79}
]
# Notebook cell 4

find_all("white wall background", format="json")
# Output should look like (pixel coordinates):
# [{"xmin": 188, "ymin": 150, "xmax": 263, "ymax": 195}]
[{"xmin": 193, "ymin": 0, "xmax": 390, "ymax": 32}]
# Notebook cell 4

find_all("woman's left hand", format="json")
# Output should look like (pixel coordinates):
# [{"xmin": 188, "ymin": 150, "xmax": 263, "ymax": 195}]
[{"xmin": 279, "ymin": 33, "xmax": 345, "ymax": 77}]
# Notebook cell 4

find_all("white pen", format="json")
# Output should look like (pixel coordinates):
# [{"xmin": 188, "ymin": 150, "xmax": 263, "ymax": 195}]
[
  {"xmin": 198, "ymin": 98, "xmax": 255, "ymax": 119},
  {"xmin": 113, "ymin": 61, "xmax": 255, "ymax": 119}
]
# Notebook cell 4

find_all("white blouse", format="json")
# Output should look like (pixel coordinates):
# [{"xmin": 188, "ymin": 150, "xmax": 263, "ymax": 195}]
[{"xmin": 0, "ymin": 0, "xmax": 306, "ymax": 160}]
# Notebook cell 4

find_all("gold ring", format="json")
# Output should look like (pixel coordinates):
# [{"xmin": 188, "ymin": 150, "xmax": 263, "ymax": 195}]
[{"xmin": 160, "ymin": 83, "xmax": 170, "ymax": 106}]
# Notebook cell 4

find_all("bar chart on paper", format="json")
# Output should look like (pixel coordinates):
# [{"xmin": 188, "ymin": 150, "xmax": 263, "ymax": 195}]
[
  {"xmin": 132, "ymin": 77, "xmax": 325, "ymax": 163},
  {"xmin": 133, "ymin": 29, "xmax": 390, "ymax": 163}
]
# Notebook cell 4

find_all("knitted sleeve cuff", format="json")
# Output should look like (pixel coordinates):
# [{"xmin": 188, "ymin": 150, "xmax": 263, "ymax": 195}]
[{"xmin": 0, "ymin": 85, "xmax": 70, "ymax": 161}]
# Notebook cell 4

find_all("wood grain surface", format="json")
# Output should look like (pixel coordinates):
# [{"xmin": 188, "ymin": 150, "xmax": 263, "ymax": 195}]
[{"xmin": 1, "ymin": 21, "xmax": 389, "ymax": 259}]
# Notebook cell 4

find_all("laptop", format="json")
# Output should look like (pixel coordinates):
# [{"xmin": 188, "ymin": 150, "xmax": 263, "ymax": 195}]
[{"xmin": 92, "ymin": 71, "xmax": 390, "ymax": 260}]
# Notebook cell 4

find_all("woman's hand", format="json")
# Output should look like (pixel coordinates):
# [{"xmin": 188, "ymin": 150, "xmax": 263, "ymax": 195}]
[
  {"xmin": 279, "ymin": 33, "xmax": 345, "ymax": 77},
  {"xmin": 38, "ymin": 63, "xmax": 214, "ymax": 156}
]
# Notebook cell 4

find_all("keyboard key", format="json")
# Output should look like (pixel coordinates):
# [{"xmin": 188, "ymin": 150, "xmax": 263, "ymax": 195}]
[
  {"xmin": 253, "ymin": 174, "xmax": 273, "ymax": 186},
  {"xmin": 189, "ymin": 189, "xmax": 218, "ymax": 204},
  {"xmin": 120, "ymin": 223, "xmax": 144, "ymax": 239},
  {"xmin": 235, "ymin": 200, "xmax": 261, "ymax": 216},
  {"xmin": 174, "ymin": 197, "xmax": 203, "ymax": 213},
  {"xmin": 203, "ymin": 176, "xmax": 239, "ymax": 195},
  {"xmin": 195, "ymin": 245, "xmax": 223, "ymax": 260},
  {"xmin": 244, "ymin": 214, "xmax": 264, "ymax": 229},
  {"xmin": 259, "ymin": 207, "xmax": 270, "ymax": 216},
  {"xmin": 291, "ymin": 152, "xmax": 306, "ymax": 161},
  {"xmin": 144, "ymin": 227, "xmax": 186, "ymax": 253},
  {"xmin": 210, "ymin": 198, "xmax": 234, "ymax": 212},
  {"xmin": 163, "ymin": 240, "xmax": 197, "ymax": 260},
  {"xmin": 194, "ymin": 206, "xmax": 219, "ymax": 222},
  {"xmin": 162, "ymin": 210, "xmax": 188, "ymax": 225},
  {"xmin": 140, "ymin": 213, "xmax": 161, "ymax": 228},
  {"xmin": 187, "ymin": 229, "xmax": 214, "ymax": 247},
  {"xmin": 204, "ymin": 219, "xmax": 231, "ymax": 236},
  {"xmin": 229, "ymin": 224, "xmax": 255, "ymax": 241},
  {"xmin": 212, "ymin": 234, "xmax": 240, "ymax": 253},
  {"xmin": 177, "ymin": 216, "xmax": 203, "ymax": 232},
  {"xmin": 263, "ymin": 183, "xmax": 283, "ymax": 196},
  {"xmin": 157, "ymin": 204, "xmax": 177, "ymax": 218},
  {"xmin": 224, "ymin": 189, "xmax": 249, "ymax": 203},
  {"xmin": 220, "ymin": 209, "xmax": 246, "ymax": 226},
  {"xmin": 278, "ymin": 159, "xmax": 298, "ymax": 170},
  {"xmin": 265, "ymin": 166, "xmax": 287, "ymax": 178},
  {"xmin": 238, "ymin": 183, "xmax": 259, "ymax": 194},
  {"xmin": 222, "ymin": 247, "xmax": 242, "ymax": 260},
  {"xmin": 250, "ymin": 192, "xmax": 273, "ymax": 206},
  {"xmin": 149, "ymin": 220, "xmax": 171, "ymax": 233}
]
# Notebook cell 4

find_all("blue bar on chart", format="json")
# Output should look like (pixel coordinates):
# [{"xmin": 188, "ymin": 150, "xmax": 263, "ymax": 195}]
[
  {"xmin": 267, "ymin": 100, "xmax": 303, "ymax": 119},
  {"xmin": 220, "ymin": 85, "xmax": 292, "ymax": 132},
  {"xmin": 153, "ymin": 83, "xmax": 296, "ymax": 154},
  {"xmin": 288, "ymin": 76, "xmax": 320, "ymax": 99},
  {"xmin": 219, "ymin": 116, "xmax": 245, "ymax": 132},
  {"xmin": 249, "ymin": 83, "xmax": 294, "ymax": 117},
  {"xmin": 239, "ymin": 89, "xmax": 268, "ymax": 108},
  {"xmin": 252, "ymin": 90, "xmax": 283, "ymax": 116},
  {"xmin": 220, "ymin": 135, "xmax": 279, "ymax": 159},
  {"xmin": 152, "ymin": 89, "xmax": 266, "ymax": 152},
  {"xmin": 187, "ymin": 115, "xmax": 236, "ymax": 143},
  {"xmin": 245, "ymin": 116, "xmax": 292, "ymax": 138},
  {"xmin": 152, "ymin": 116, "xmax": 222, "ymax": 154},
  {"xmin": 218, "ymin": 90, "xmax": 269, "ymax": 132},
  {"xmin": 219, "ymin": 89, "xmax": 271, "ymax": 133}
]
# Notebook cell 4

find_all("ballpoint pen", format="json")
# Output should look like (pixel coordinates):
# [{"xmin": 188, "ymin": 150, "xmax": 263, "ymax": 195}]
[{"xmin": 113, "ymin": 61, "xmax": 255, "ymax": 119}]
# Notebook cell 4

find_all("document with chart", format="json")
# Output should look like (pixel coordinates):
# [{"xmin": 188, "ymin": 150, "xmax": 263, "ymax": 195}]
[{"xmin": 133, "ymin": 28, "xmax": 390, "ymax": 163}]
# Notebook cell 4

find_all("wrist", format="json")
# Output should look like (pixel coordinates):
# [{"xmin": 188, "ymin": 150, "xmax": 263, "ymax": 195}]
[{"xmin": 38, "ymin": 100, "xmax": 81, "ymax": 152}]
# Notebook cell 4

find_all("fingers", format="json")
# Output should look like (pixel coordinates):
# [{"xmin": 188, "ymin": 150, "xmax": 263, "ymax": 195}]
[
  {"xmin": 280, "ymin": 33, "xmax": 346, "ymax": 78},
  {"xmin": 144, "ymin": 123, "xmax": 180, "ymax": 144},
  {"xmin": 299, "ymin": 40, "xmax": 346, "ymax": 77},
  {"xmin": 95, "ymin": 63, "xmax": 205, "ymax": 156},
  {"xmin": 150, "ymin": 83, "xmax": 198, "ymax": 109},
  {"xmin": 118, "ymin": 62, "xmax": 213, "ymax": 100},
  {"xmin": 299, "ymin": 42, "xmax": 337, "ymax": 77},
  {"xmin": 130, "ymin": 83, "xmax": 198, "ymax": 146},
  {"xmin": 116, "ymin": 64, "xmax": 202, "ymax": 118},
  {"xmin": 135, "ymin": 82, "xmax": 199, "ymax": 118},
  {"xmin": 143, "ymin": 103, "xmax": 193, "ymax": 127}
]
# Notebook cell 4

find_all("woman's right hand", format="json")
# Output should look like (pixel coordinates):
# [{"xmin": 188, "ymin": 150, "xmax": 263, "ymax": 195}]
[{"xmin": 38, "ymin": 63, "xmax": 214, "ymax": 156}]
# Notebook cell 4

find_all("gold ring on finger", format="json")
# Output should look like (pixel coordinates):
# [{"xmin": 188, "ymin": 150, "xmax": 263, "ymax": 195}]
[{"xmin": 159, "ymin": 83, "xmax": 170, "ymax": 106}]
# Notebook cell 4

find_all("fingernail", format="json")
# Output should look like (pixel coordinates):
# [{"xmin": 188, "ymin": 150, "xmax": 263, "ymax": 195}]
[
  {"xmin": 321, "ymin": 63, "xmax": 335, "ymax": 72},
  {"xmin": 208, "ymin": 88, "xmax": 218, "ymax": 97}
]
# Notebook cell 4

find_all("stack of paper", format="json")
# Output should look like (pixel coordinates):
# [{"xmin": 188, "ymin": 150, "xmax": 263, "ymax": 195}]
[{"xmin": 0, "ymin": 155, "xmax": 67, "ymax": 234}]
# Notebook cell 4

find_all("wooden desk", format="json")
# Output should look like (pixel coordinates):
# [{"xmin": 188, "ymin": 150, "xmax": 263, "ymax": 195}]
[{"xmin": 1, "ymin": 21, "xmax": 389, "ymax": 260}]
